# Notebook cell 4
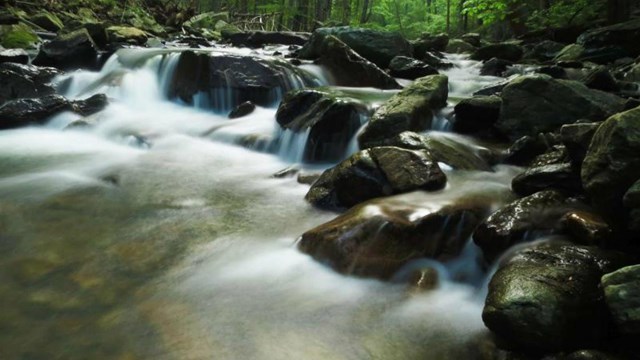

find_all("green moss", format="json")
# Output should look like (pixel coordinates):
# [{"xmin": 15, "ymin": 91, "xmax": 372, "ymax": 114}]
[{"xmin": 0, "ymin": 23, "xmax": 39, "ymax": 49}]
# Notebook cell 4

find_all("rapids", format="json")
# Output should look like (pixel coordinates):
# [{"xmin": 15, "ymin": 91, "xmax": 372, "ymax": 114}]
[{"xmin": 0, "ymin": 48, "xmax": 513, "ymax": 359}]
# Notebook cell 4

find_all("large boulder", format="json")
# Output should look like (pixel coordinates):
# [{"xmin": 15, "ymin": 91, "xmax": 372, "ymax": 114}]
[
  {"xmin": 445, "ymin": 39, "xmax": 476, "ymax": 54},
  {"xmin": 453, "ymin": 95, "xmax": 501, "ymax": 135},
  {"xmin": 577, "ymin": 19, "xmax": 640, "ymax": 58},
  {"xmin": 31, "ymin": 12, "xmax": 64, "ymax": 32},
  {"xmin": 511, "ymin": 162, "xmax": 582, "ymax": 196},
  {"xmin": 168, "ymin": 50, "xmax": 315, "ymax": 111},
  {"xmin": 554, "ymin": 44, "xmax": 586, "ymax": 62},
  {"xmin": 582, "ymin": 107, "xmax": 640, "ymax": 224},
  {"xmin": 33, "ymin": 28, "xmax": 99, "ymax": 70},
  {"xmin": 484, "ymin": 240, "xmax": 630, "ymax": 352},
  {"xmin": 388, "ymin": 56, "xmax": 438, "ymax": 80},
  {"xmin": 412, "ymin": 33, "xmax": 449, "ymax": 57},
  {"xmin": 560, "ymin": 122, "xmax": 600, "ymax": 166},
  {"xmin": 305, "ymin": 146, "xmax": 446, "ymax": 210},
  {"xmin": 602, "ymin": 264, "xmax": 640, "ymax": 336},
  {"xmin": 275, "ymin": 88, "xmax": 368, "ymax": 163},
  {"xmin": 308, "ymin": 35, "xmax": 400, "ymax": 89},
  {"xmin": 0, "ymin": 62, "xmax": 60, "ymax": 104},
  {"xmin": 473, "ymin": 190, "xmax": 568, "ymax": 263},
  {"xmin": 358, "ymin": 74, "xmax": 448, "ymax": 148},
  {"xmin": 223, "ymin": 31, "xmax": 309, "ymax": 48},
  {"xmin": 299, "ymin": 26, "xmax": 412, "ymax": 68},
  {"xmin": 298, "ymin": 194, "xmax": 483, "ymax": 279},
  {"xmin": 471, "ymin": 43, "xmax": 523, "ymax": 62},
  {"xmin": 496, "ymin": 75, "xmax": 626, "ymax": 140},
  {"xmin": 480, "ymin": 58, "xmax": 513, "ymax": 77}
]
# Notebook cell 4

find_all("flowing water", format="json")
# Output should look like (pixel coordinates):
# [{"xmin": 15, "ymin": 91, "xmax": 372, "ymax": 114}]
[{"xmin": 0, "ymin": 49, "xmax": 515, "ymax": 359}]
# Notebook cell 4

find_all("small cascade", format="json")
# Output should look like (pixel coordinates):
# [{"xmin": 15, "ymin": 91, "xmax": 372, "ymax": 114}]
[
  {"xmin": 442, "ymin": 53, "xmax": 503, "ymax": 100},
  {"xmin": 275, "ymin": 127, "xmax": 312, "ymax": 163}
]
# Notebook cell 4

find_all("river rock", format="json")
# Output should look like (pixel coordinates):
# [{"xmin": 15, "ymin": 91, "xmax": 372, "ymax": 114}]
[
  {"xmin": 388, "ymin": 56, "xmax": 438, "ymax": 80},
  {"xmin": 623, "ymin": 180, "xmax": 640, "ymax": 232},
  {"xmin": 358, "ymin": 74, "xmax": 448, "ymax": 148},
  {"xmin": 422, "ymin": 51, "xmax": 453, "ymax": 69},
  {"xmin": 305, "ymin": 146, "xmax": 446, "ymax": 210},
  {"xmin": 0, "ymin": 48, "xmax": 28, "ymax": 64},
  {"xmin": 560, "ymin": 210, "xmax": 612, "ymax": 246},
  {"xmin": 412, "ymin": 33, "xmax": 449, "ymax": 56},
  {"xmin": 0, "ymin": 23, "xmax": 39, "ymax": 49},
  {"xmin": 578, "ymin": 19, "xmax": 640, "ymax": 58},
  {"xmin": 228, "ymin": 101, "xmax": 256, "ymax": 119},
  {"xmin": 33, "ymin": 28, "xmax": 99, "ymax": 70},
  {"xmin": 496, "ymin": 75, "xmax": 626, "ymax": 140},
  {"xmin": 461, "ymin": 33, "xmax": 481, "ymax": 47},
  {"xmin": 0, "ymin": 94, "xmax": 71, "ymax": 129},
  {"xmin": 31, "ymin": 12, "xmax": 64, "ymax": 33},
  {"xmin": 224, "ymin": 31, "xmax": 309, "ymax": 48},
  {"xmin": 445, "ymin": 39, "xmax": 476, "ymax": 54},
  {"xmin": 71, "ymin": 94, "xmax": 109, "ymax": 116},
  {"xmin": 484, "ymin": 239, "xmax": 630, "ymax": 352},
  {"xmin": 168, "ymin": 50, "xmax": 315, "ymax": 110},
  {"xmin": 582, "ymin": 66, "xmax": 618, "ymax": 92},
  {"xmin": 582, "ymin": 107, "xmax": 640, "ymax": 225},
  {"xmin": 504, "ymin": 132, "xmax": 562, "ymax": 166},
  {"xmin": 298, "ymin": 194, "xmax": 482, "ymax": 279},
  {"xmin": 471, "ymin": 43, "xmax": 523, "ymax": 62},
  {"xmin": 602, "ymin": 264, "xmax": 640, "ymax": 336},
  {"xmin": 473, "ymin": 190, "xmax": 567, "ymax": 262},
  {"xmin": 524, "ymin": 40, "xmax": 565, "ymax": 62},
  {"xmin": 275, "ymin": 88, "xmax": 367, "ymax": 162},
  {"xmin": 453, "ymin": 95, "xmax": 501, "ymax": 135},
  {"xmin": 555, "ymin": 44, "xmax": 586, "ymax": 62},
  {"xmin": 299, "ymin": 26, "xmax": 412, "ymax": 68},
  {"xmin": 312, "ymin": 35, "xmax": 400, "ymax": 89},
  {"xmin": 512, "ymin": 163, "xmax": 581, "ymax": 196},
  {"xmin": 0, "ymin": 62, "xmax": 60, "ymax": 104},
  {"xmin": 560, "ymin": 122, "xmax": 600, "ymax": 166},
  {"xmin": 480, "ymin": 58, "xmax": 513, "ymax": 77},
  {"xmin": 106, "ymin": 26, "xmax": 148, "ymax": 45}
]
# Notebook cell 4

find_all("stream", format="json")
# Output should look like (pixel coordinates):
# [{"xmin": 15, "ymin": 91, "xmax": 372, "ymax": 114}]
[{"xmin": 0, "ymin": 47, "xmax": 518, "ymax": 359}]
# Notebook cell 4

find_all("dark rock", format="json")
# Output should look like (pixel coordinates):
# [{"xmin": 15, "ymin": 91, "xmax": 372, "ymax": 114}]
[
  {"xmin": 305, "ymin": 147, "xmax": 446, "ymax": 210},
  {"xmin": 473, "ymin": 82, "xmax": 508, "ymax": 96},
  {"xmin": 33, "ymin": 28, "xmax": 99, "ymax": 70},
  {"xmin": 0, "ymin": 94, "xmax": 71, "ymax": 129},
  {"xmin": 460, "ymin": 33, "xmax": 481, "ymax": 47},
  {"xmin": 412, "ymin": 33, "xmax": 449, "ymax": 56},
  {"xmin": 623, "ymin": 180, "xmax": 640, "ymax": 232},
  {"xmin": 504, "ymin": 133, "xmax": 561, "ymax": 166},
  {"xmin": 168, "ymin": 50, "xmax": 316, "ymax": 111},
  {"xmin": 582, "ymin": 107, "xmax": 640, "ymax": 224},
  {"xmin": 484, "ymin": 239, "xmax": 630, "ymax": 352},
  {"xmin": 224, "ymin": 31, "xmax": 309, "ymax": 48},
  {"xmin": 480, "ymin": 58, "xmax": 513, "ymax": 77},
  {"xmin": 530, "ymin": 145, "xmax": 569, "ymax": 167},
  {"xmin": 471, "ymin": 43, "xmax": 523, "ymax": 62},
  {"xmin": 31, "ymin": 12, "xmax": 63, "ymax": 33},
  {"xmin": 71, "ymin": 94, "xmax": 108, "ymax": 116},
  {"xmin": 473, "ymin": 190, "xmax": 567, "ymax": 262},
  {"xmin": 272, "ymin": 166, "xmax": 299, "ymax": 178},
  {"xmin": 560, "ymin": 210, "xmax": 612, "ymax": 246},
  {"xmin": 228, "ymin": 101, "xmax": 256, "ymax": 119},
  {"xmin": 445, "ymin": 39, "xmax": 476, "ymax": 54},
  {"xmin": 0, "ymin": 62, "xmax": 60, "ymax": 104},
  {"xmin": 313, "ymin": 36, "xmax": 400, "ymax": 89},
  {"xmin": 0, "ymin": 48, "xmax": 28, "ymax": 64},
  {"xmin": 560, "ymin": 122, "xmax": 600, "ymax": 166},
  {"xmin": 511, "ymin": 163, "xmax": 582, "ymax": 196},
  {"xmin": 453, "ymin": 95, "xmax": 501, "ymax": 135},
  {"xmin": 602, "ymin": 264, "xmax": 640, "ymax": 336},
  {"xmin": 524, "ymin": 40, "xmax": 565, "ymax": 62},
  {"xmin": 555, "ymin": 44, "xmax": 585, "ymax": 62},
  {"xmin": 581, "ymin": 46, "xmax": 631, "ymax": 65},
  {"xmin": 388, "ymin": 56, "xmax": 438, "ymax": 80},
  {"xmin": 298, "ymin": 194, "xmax": 482, "ymax": 279},
  {"xmin": 83, "ymin": 22, "xmax": 109, "ymax": 49},
  {"xmin": 422, "ymin": 51, "xmax": 453, "ymax": 69},
  {"xmin": 578, "ymin": 19, "xmax": 640, "ymax": 58},
  {"xmin": 358, "ymin": 74, "xmax": 448, "ymax": 148},
  {"xmin": 582, "ymin": 67, "xmax": 619, "ymax": 92},
  {"xmin": 275, "ymin": 88, "xmax": 367, "ymax": 162},
  {"xmin": 537, "ymin": 65, "xmax": 567, "ymax": 79},
  {"xmin": 557, "ymin": 60, "xmax": 584, "ymax": 68},
  {"xmin": 496, "ymin": 75, "xmax": 626, "ymax": 140},
  {"xmin": 299, "ymin": 26, "xmax": 412, "ymax": 68}
]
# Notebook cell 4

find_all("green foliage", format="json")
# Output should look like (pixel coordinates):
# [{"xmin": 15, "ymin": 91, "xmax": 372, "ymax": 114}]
[{"xmin": 526, "ymin": 0, "xmax": 604, "ymax": 30}]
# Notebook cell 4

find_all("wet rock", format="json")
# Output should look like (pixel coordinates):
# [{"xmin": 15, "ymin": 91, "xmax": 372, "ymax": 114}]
[
  {"xmin": 168, "ymin": 50, "xmax": 315, "ymax": 110},
  {"xmin": 560, "ymin": 122, "xmax": 599, "ymax": 166},
  {"xmin": 106, "ymin": 26, "xmax": 148, "ymax": 45},
  {"xmin": 577, "ymin": 19, "xmax": 640, "ymax": 58},
  {"xmin": 565, "ymin": 350, "xmax": 625, "ymax": 360},
  {"xmin": 623, "ymin": 180, "xmax": 640, "ymax": 232},
  {"xmin": 312, "ymin": 35, "xmax": 400, "ymax": 89},
  {"xmin": 529, "ymin": 145, "xmax": 569, "ymax": 167},
  {"xmin": 383, "ymin": 131, "xmax": 493, "ymax": 171},
  {"xmin": 412, "ymin": 33, "xmax": 449, "ymax": 56},
  {"xmin": 300, "ymin": 26, "xmax": 412, "ymax": 68},
  {"xmin": 358, "ymin": 74, "xmax": 448, "ymax": 148},
  {"xmin": 471, "ymin": 43, "xmax": 523, "ymax": 62},
  {"xmin": 496, "ymin": 75, "xmax": 625, "ymax": 140},
  {"xmin": 224, "ymin": 31, "xmax": 309, "ymax": 48},
  {"xmin": 0, "ymin": 48, "xmax": 28, "ymax": 64},
  {"xmin": 388, "ymin": 56, "xmax": 438, "ymax": 80},
  {"xmin": 582, "ymin": 67, "xmax": 618, "ymax": 92},
  {"xmin": 71, "ymin": 94, "xmax": 109, "ymax": 116},
  {"xmin": 422, "ymin": 51, "xmax": 453, "ymax": 69},
  {"xmin": 0, "ymin": 94, "xmax": 71, "ymax": 129},
  {"xmin": 537, "ymin": 65, "xmax": 568, "ymax": 79},
  {"xmin": 473, "ymin": 190, "xmax": 567, "ymax": 262},
  {"xmin": 228, "ymin": 101, "xmax": 256, "ymax": 119},
  {"xmin": 524, "ymin": 40, "xmax": 565, "ymax": 62},
  {"xmin": 298, "ymin": 195, "xmax": 481, "ymax": 279},
  {"xmin": 31, "ymin": 12, "xmax": 64, "ymax": 33},
  {"xmin": 0, "ymin": 62, "xmax": 60, "ymax": 104},
  {"xmin": 453, "ymin": 95, "xmax": 501, "ymax": 135},
  {"xmin": 445, "ymin": 39, "xmax": 476, "ymax": 54},
  {"xmin": 484, "ymin": 239, "xmax": 630, "ymax": 352},
  {"xmin": 560, "ymin": 210, "xmax": 612, "ymax": 246},
  {"xmin": 272, "ymin": 166, "xmax": 299, "ymax": 178},
  {"xmin": 297, "ymin": 172, "xmax": 320, "ymax": 185},
  {"xmin": 461, "ymin": 33, "xmax": 481, "ymax": 47},
  {"xmin": 0, "ymin": 23, "xmax": 39, "ymax": 49},
  {"xmin": 512, "ymin": 163, "xmax": 582, "ymax": 196},
  {"xmin": 480, "ymin": 58, "xmax": 513, "ymax": 77},
  {"xmin": 555, "ymin": 44, "xmax": 586, "ymax": 62},
  {"xmin": 276, "ymin": 88, "xmax": 367, "ymax": 163},
  {"xmin": 504, "ymin": 132, "xmax": 561, "ymax": 166},
  {"xmin": 582, "ymin": 107, "xmax": 640, "ymax": 224},
  {"xmin": 305, "ymin": 146, "xmax": 446, "ymax": 210},
  {"xmin": 33, "ymin": 28, "xmax": 99, "ymax": 70},
  {"xmin": 602, "ymin": 264, "xmax": 640, "ymax": 336}
]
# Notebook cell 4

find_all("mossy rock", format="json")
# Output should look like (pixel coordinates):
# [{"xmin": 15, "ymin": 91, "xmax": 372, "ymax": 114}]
[
  {"xmin": 106, "ymin": 26, "xmax": 148, "ymax": 45},
  {"xmin": 31, "ymin": 12, "xmax": 64, "ymax": 32},
  {"xmin": 0, "ymin": 23, "xmax": 39, "ymax": 49}
]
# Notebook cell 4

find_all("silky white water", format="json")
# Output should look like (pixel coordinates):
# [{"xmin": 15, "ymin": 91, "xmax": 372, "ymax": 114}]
[{"xmin": 0, "ymin": 49, "xmax": 511, "ymax": 359}]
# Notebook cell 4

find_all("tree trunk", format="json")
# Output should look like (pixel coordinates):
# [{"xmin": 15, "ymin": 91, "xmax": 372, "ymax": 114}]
[
  {"xmin": 360, "ymin": 0, "xmax": 370, "ymax": 23},
  {"xmin": 446, "ymin": 0, "xmax": 451, "ymax": 32},
  {"xmin": 342, "ymin": 0, "xmax": 351, "ymax": 25}
]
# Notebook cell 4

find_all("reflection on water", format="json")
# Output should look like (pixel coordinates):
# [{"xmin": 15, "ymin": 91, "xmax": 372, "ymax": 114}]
[{"xmin": 0, "ymin": 49, "xmax": 507, "ymax": 359}]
